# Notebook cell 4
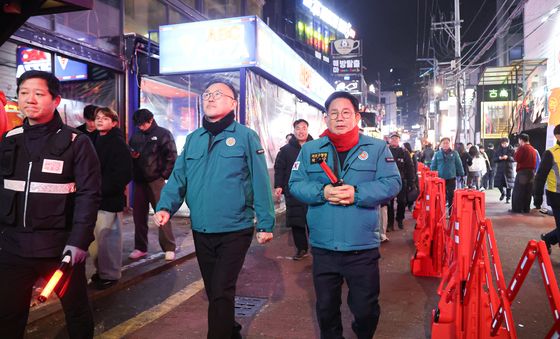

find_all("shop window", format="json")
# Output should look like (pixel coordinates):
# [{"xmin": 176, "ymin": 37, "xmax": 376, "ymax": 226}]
[
  {"xmin": 53, "ymin": 0, "xmax": 122, "ymax": 54},
  {"xmin": 204, "ymin": 0, "xmax": 241, "ymax": 19},
  {"xmin": 140, "ymin": 72, "xmax": 240, "ymax": 151},
  {"xmin": 246, "ymin": 0, "xmax": 264, "ymax": 17},
  {"xmin": 125, "ymin": 0, "xmax": 167, "ymax": 43},
  {"xmin": 169, "ymin": 7, "xmax": 192, "ymax": 25}
]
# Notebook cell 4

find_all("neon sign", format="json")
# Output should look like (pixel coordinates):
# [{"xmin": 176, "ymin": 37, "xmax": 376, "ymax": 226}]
[{"xmin": 302, "ymin": 0, "xmax": 356, "ymax": 38}]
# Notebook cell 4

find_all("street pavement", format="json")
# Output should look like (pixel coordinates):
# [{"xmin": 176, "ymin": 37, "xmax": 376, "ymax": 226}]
[{"xmin": 26, "ymin": 189, "xmax": 557, "ymax": 338}]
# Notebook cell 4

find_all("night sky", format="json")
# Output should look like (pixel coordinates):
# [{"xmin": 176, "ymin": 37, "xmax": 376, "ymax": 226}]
[{"xmin": 331, "ymin": 0, "xmax": 496, "ymax": 96}]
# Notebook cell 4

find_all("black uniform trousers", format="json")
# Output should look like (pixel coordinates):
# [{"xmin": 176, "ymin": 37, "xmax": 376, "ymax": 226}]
[
  {"xmin": 511, "ymin": 169, "xmax": 534, "ymax": 213},
  {"xmin": 387, "ymin": 189, "xmax": 406, "ymax": 229},
  {"xmin": 445, "ymin": 178, "xmax": 457, "ymax": 211},
  {"xmin": 0, "ymin": 249, "xmax": 93, "ymax": 339},
  {"xmin": 543, "ymin": 207, "xmax": 560, "ymax": 246},
  {"xmin": 291, "ymin": 225, "xmax": 309, "ymax": 252},
  {"xmin": 193, "ymin": 227, "xmax": 253, "ymax": 339},
  {"xmin": 312, "ymin": 247, "xmax": 380, "ymax": 339}
]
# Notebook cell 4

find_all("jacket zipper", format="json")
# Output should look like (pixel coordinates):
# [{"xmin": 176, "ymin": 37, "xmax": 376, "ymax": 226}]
[{"xmin": 23, "ymin": 161, "xmax": 32, "ymax": 228}]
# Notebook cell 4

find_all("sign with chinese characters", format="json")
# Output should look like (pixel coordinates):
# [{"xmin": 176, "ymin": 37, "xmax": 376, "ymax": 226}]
[
  {"xmin": 478, "ymin": 85, "xmax": 514, "ymax": 101},
  {"xmin": 332, "ymin": 58, "xmax": 361, "ymax": 74}
]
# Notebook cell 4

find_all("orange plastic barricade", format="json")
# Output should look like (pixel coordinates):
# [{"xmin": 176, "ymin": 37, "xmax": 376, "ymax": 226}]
[
  {"xmin": 413, "ymin": 170, "xmax": 439, "ymax": 243},
  {"xmin": 412, "ymin": 163, "xmax": 429, "ymax": 222},
  {"xmin": 432, "ymin": 190, "xmax": 514, "ymax": 338},
  {"xmin": 490, "ymin": 239, "xmax": 560, "ymax": 338},
  {"xmin": 410, "ymin": 174, "xmax": 446, "ymax": 277}
]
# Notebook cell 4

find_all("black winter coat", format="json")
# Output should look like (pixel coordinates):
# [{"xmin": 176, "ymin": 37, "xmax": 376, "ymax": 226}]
[
  {"xmin": 493, "ymin": 146, "xmax": 515, "ymax": 188},
  {"xmin": 95, "ymin": 127, "xmax": 133, "ymax": 212},
  {"xmin": 274, "ymin": 136, "xmax": 312, "ymax": 227},
  {"xmin": 129, "ymin": 120, "xmax": 177, "ymax": 183}
]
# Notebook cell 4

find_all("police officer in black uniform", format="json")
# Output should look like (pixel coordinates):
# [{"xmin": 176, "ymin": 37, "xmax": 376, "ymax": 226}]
[
  {"xmin": 0, "ymin": 70, "xmax": 101, "ymax": 338},
  {"xmin": 387, "ymin": 133, "xmax": 415, "ymax": 230}
]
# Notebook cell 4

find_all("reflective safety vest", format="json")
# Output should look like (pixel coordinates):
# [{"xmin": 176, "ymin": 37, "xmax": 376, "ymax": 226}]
[{"xmin": 547, "ymin": 144, "xmax": 560, "ymax": 193}]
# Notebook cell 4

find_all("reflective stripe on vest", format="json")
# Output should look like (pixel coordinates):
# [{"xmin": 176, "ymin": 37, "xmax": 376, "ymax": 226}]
[
  {"xmin": 546, "ymin": 145, "xmax": 560, "ymax": 193},
  {"xmin": 4, "ymin": 179, "xmax": 76, "ymax": 194}
]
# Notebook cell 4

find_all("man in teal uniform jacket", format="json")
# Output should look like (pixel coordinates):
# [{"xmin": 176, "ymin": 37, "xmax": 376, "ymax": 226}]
[
  {"xmin": 289, "ymin": 91, "xmax": 401, "ymax": 339},
  {"xmin": 154, "ymin": 80, "xmax": 274, "ymax": 339}
]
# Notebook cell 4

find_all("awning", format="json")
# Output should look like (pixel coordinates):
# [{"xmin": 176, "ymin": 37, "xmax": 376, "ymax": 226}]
[
  {"xmin": 478, "ymin": 59, "xmax": 547, "ymax": 86},
  {"xmin": 0, "ymin": 0, "xmax": 93, "ymax": 46}
]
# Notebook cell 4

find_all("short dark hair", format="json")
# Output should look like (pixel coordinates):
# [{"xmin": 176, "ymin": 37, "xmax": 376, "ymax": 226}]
[
  {"xmin": 500, "ymin": 137, "xmax": 509, "ymax": 143},
  {"xmin": 487, "ymin": 143, "xmax": 494, "ymax": 149},
  {"xmin": 293, "ymin": 119, "xmax": 309, "ymax": 128},
  {"xmin": 83, "ymin": 104, "xmax": 98, "ymax": 121},
  {"xmin": 518, "ymin": 133, "xmax": 530, "ymax": 142},
  {"xmin": 324, "ymin": 91, "xmax": 359, "ymax": 112},
  {"xmin": 204, "ymin": 79, "xmax": 238, "ymax": 100},
  {"xmin": 133, "ymin": 108, "xmax": 154, "ymax": 126},
  {"xmin": 554, "ymin": 124, "xmax": 560, "ymax": 136},
  {"xmin": 403, "ymin": 142, "xmax": 413, "ymax": 153},
  {"xmin": 440, "ymin": 137, "xmax": 450, "ymax": 143},
  {"xmin": 17, "ymin": 70, "xmax": 60, "ymax": 98},
  {"xmin": 95, "ymin": 106, "xmax": 119, "ymax": 122}
]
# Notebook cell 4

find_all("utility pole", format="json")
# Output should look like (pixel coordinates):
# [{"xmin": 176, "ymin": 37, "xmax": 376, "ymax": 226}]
[{"xmin": 431, "ymin": 1, "xmax": 464, "ymax": 143}]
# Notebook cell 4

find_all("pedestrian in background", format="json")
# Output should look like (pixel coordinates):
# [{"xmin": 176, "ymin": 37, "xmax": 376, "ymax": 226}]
[
  {"xmin": 430, "ymin": 137, "xmax": 464, "ymax": 212},
  {"xmin": 403, "ymin": 142, "xmax": 419, "ymax": 211},
  {"xmin": 479, "ymin": 144, "xmax": 491, "ymax": 190},
  {"xmin": 290, "ymin": 91, "xmax": 401, "ymax": 339},
  {"xmin": 88, "ymin": 107, "xmax": 132, "ymax": 290},
  {"xmin": 76, "ymin": 104, "xmax": 98, "ymax": 144},
  {"xmin": 467, "ymin": 145, "xmax": 485, "ymax": 190},
  {"xmin": 0, "ymin": 70, "xmax": 101, "ymax": 338},
  {"xmin": 486, "ymin": 143, "xmax": 496, "ymax": 189},
  {"xmin": 511, "ymin": 133, "xmax": 536, "ymax": 213},
  {"xmin": 154, "ymin": 80, "xmax": 274, "ymax": 339},
  {"xmin": 274, "ymin": 119, "xmax": 313, "ymax": 260},
  {"xmin": 387, "ymin": 134, "xmax": 414, "ymax": 230},
  {"xmin": 129, "ymin": 108, "xmax": 177, "ymax": 261},
  {"xmin": 456, "ymin": 142, "xmax": 470, "ymax": 189},
  {"xmin": 419, "ymin": 142, "xmax": 434, "ymax": 166},
  {"xmin": 494, "ymin": 137, "xmax": 515, "ymax": 204},
  {"xmin": 535, "ymin": 124, "xmax": 560, "ymax": 254}
]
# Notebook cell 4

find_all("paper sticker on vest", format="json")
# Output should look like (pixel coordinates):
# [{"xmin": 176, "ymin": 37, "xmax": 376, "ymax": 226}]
[
  {"xmin": 42, "ymin": 159, "xmax": 64, "ymax": 174},
  {"xmin": 292, "ymin": 161, "xmax": 300, "ymax": 170}
]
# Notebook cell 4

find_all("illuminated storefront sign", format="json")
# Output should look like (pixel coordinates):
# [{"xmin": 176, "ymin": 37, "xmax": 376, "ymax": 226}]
[
  {"xmin": 479, "ymin": 85, "xmax": 514, "ymax": 101},
  {"xmin": 302, "ymin": 0, "xmax": 356, "ymax": 38},
  {"xmin": 159, "ymin": 16, "xmax": 334, "ymax": 106},
  {"xmin": 332, "ymin": 58, "xmax": 361, "ymax": 74}
]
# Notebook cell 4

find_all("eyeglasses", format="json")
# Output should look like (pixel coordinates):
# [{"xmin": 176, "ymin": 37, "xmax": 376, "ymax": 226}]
[
  {"xmin": 326, "ymin": 111, "xmax": 355, "ymax": 120},
  {"xmin": 201, "ymin": 90, "xmax": 235, "ymax": 101}
]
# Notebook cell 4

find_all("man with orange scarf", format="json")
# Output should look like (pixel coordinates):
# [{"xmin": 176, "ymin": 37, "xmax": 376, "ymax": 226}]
[{"xmin": 289, "ymin": 91, "xmax": 402, "ymax": 339}]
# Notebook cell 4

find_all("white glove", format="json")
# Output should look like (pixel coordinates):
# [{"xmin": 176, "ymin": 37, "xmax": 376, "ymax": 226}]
[{"xmin": 63, "ymin": 245, "xmax": 88, "ymax": 266}]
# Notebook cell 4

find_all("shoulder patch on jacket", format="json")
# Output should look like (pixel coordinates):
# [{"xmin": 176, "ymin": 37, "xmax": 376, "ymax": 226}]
[
  {"xmin": 6, "ymin": 127, "xmax": 23, "ymax": 138},
  {"xmin": 292, "ymin": 161, "xmax": 300, "ymax": 170},
  {"xmin": 310, "ymin": 152, "xmax": 328, "ymax": 164},
  {"xmin": 385, "ymin": 157, "xmax": 395, "ymax": 162},
  {"xmin": 256, "ymin": 149, "xmax": 264, "ymax": 154}
]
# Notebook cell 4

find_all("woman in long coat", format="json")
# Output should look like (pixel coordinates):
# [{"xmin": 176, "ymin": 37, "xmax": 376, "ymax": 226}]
[{"xmin": 493, "ymin": 137, "xmax": 515, "ymax": 203}]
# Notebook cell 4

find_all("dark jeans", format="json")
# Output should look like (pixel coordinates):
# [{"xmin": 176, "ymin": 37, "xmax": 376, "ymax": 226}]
[
  {"xmin": 445, "ymin": 178, "xmax": 456, "ymax": 210},
  {"xmin": 543, "ymin": 207, "xmax": 560, "ymax": 246},
  {"xmin": 0, "ymin": 250, "xmax": 93, "ymax": 339},
  {"xmin": 511, "ymin": 169, "xmax": 534, "ymax": 212},
  {"xmin": 133, "ymin": 178, "xmax": 175, "ymax": 252},
  {"xmin": 387, "ymin": 190, "xmax": 406, "ymax": 228},
  {"xmin": 193, "ymin": 228, "xmax": 253, "ymax": 339},
  {"xmin": 482, "ymin": 170, "xmax": 494, "ymax": 189},
  {"xmin": 291, "ymin": 225, "xmax": 309, "ymax": 252},
  {"xmin": 312, "ymin": 247, "xmax": 380, "ymax": 339},
  {"xmin": 498, "ymin": 187, "xmax": 512, "ymax": 200}
]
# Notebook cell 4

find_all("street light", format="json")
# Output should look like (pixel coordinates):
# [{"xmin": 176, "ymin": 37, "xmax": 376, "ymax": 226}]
[
  {"xmin": 434, "ymin": 84, "xmax": 443, "ymax": 95},
  {"xmin": 369, "ymin": 84, "xmax": 376, "ymax": 94}
]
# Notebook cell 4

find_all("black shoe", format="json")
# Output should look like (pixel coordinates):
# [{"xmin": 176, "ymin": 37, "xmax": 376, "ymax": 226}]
[
  {"xmin": 506, "ymin": 198, "xmax": 510, "ymax": 204},
  {"xmin": 541, "ymin": 234, "xmax": 552, "ymax": 255},
  {"xmin": 398, "ymin": 221, "xmax": 404, "ymax": 229},
  {"xmin": 90, "ymin": 273, "xmax": 100, "ymax": 282},
  {"xmin": 387, "ymin": 225, "xmax": 394, "ymax": 232},
  {"xmin": 499, "ymin": 193, "xmax": 505, "ymax": 201},
  {"xmin": 292, "ymin": 249, "xmax": 309, "ymax": 261},
  {"xmin": 91, "ymin": 278, "xmax": 118, "ymax": 290}
]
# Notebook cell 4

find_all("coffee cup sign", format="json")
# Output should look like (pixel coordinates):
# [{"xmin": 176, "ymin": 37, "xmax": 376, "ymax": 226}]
[{"xmin": 333, "ymin": 39, "xmax": 360, "ymax": 55}]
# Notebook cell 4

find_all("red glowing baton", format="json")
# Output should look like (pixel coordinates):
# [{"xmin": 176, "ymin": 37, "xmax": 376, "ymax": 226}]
[
  {"xmin": 318, "ymin": 159, "xmax": 343, "ymax": 186},
  {"xmin": 38, "ymin": 251, "xmax": 71, "ymax": 303}
]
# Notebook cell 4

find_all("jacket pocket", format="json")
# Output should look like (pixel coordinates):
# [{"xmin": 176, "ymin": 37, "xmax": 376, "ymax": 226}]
[
  {"xmin": 30, "ymin": 195, "xmax": 67, "ymax": 230},
  {"xmin": 0, "ymin": 189, "xmax": 16, "ymax": 224},
  {"xmin": 348, "ymin": 161, "xmax": 377, "ymax": 181},
  {"xmin": 0, "ymin": 143, "xmax": 16, "ymax": 176}
]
